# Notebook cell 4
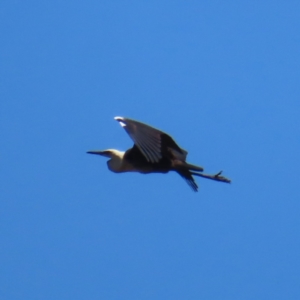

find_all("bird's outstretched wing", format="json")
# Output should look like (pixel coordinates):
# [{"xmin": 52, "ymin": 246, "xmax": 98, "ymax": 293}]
[{"xmin": 114, "ymin": 116, "xmax": 187, "ymax": 163}]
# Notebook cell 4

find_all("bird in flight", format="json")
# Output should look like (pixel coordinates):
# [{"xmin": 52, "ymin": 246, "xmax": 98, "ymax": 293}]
[{"xmin": 87, "ymin": 116, "xmax": 231, "ymax": 192}]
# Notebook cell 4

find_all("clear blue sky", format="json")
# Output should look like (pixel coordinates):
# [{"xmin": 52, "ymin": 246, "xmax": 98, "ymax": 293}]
[{"xmin": 1, "ymin": 1, "xmax": 300, "ymax": 299}]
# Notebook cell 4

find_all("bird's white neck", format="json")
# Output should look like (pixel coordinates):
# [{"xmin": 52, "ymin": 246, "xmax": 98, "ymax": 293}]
[{"xmin": 106, "ymin": 150, "xmax": 131, "ymax": 173}]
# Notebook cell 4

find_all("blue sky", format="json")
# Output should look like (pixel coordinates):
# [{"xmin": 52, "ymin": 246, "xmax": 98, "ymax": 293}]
[{"xmin": 1, "ymin": 1, "xmax": 300, "ymax": 299}]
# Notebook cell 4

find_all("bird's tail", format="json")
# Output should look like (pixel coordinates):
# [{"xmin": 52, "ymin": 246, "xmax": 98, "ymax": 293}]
[
  {"xmin": 174, "ymin": 160, "xmax": 204, "ymax": 172},
  {"xmin": 184, "ymin": 162, "xmax": 204, "ymax": 172}
]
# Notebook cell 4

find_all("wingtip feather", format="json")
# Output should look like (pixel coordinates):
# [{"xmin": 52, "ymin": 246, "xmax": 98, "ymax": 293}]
[{"xmin": 114, "ymin": 116, "xmax": 126, "ymax": 127}]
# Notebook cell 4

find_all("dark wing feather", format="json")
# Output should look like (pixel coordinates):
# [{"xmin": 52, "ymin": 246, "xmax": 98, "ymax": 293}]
[{"xmin": 115, "ymin": 117, "xmax": 187, "ymax": 163}]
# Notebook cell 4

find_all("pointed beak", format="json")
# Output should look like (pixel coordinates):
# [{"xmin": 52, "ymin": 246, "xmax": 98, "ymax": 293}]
[{"xmin": 86, "ymin": 150, "xmax": 107, "ymax": 156}]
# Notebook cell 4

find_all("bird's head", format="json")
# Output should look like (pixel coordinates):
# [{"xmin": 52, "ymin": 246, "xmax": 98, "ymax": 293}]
[
  {"xmin": 87, "ymin": 149, "xmax": 125, "ymax": 172},
  {"xmin": 86, "ymin": 149, "xmax": 123, "ymax": 158}
]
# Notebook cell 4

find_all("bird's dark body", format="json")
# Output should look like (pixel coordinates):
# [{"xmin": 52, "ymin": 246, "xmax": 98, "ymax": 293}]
[
  {"xmin": 124, "ymin": 135, "xmax": 200, "ymax": 191},
  {"xmin": 124, "ymin": 145, "xmax": 172, "ymax": 174}
]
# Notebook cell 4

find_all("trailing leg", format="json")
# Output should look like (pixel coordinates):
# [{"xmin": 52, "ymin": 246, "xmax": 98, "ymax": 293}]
[{"xmin": 191, "ymin": 171, "xmax": 231, "ymax": 183}]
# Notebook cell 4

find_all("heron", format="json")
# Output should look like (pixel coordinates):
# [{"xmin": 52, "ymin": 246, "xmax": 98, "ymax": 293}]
[{"xmin": 87, "ymin": 116, "xmax": 231, "ymax": 191}]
